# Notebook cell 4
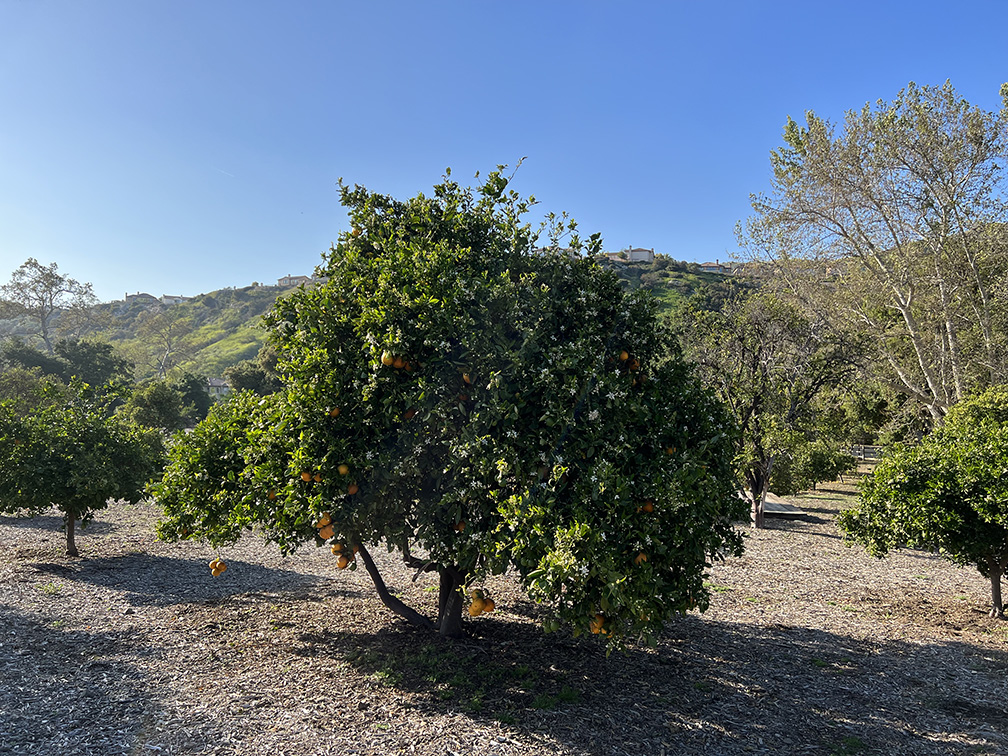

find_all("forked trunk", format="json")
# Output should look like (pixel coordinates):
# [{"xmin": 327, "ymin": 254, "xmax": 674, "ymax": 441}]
[
  {"xmin": 66, "ymin": 514, "xmax": 78, "ymax": 558},
  {"xmin": 436, "ymin": 568, "xmax": 465, "ymax": 639},
  {"xmin": 355, "ymin": 543, "xmax": 433, "ymax": 630},
  {"xmin": 989, "ymin": 556, "xmax": 1004, "ymax": 620}
]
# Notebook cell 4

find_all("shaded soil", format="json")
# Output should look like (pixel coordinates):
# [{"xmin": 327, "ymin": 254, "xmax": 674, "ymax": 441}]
[{"xmin": 1, "ymin": 486, "xmax": 1006, "ymax": 756}]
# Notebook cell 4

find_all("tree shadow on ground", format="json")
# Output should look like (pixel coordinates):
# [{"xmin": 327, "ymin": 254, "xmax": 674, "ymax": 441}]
[
  {"xmin": 54, "ymin": 553, "xmax": 364, "ymax": 608},
  {"xmin": 0, "ymin": 605, "xmax": 158, "ymax": 755},
  {"xmin": 0, "ymin": 513, "xmax": 116, "ymax": 535},
  {"xmin": 294, "ymin": 613, "xmax": 1008, "ymax": 756}
]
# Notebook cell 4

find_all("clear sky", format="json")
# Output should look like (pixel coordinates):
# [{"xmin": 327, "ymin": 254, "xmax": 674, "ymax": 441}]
[{"xmin": 2, "ymin": 1, "xmax": 1006, "ymax": 303}]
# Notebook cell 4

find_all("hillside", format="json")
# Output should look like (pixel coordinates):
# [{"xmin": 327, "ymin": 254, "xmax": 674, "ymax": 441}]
[{"xmin": 0, "ymin": 259, "xmax": 745, "ymax": 380}]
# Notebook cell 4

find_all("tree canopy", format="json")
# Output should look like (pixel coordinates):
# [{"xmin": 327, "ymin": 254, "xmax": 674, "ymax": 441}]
[
  {"xmin": 676, "ymin": 289, "xmax": 857, "ymax": 526},
  {"xmin": 839, "ymin": 386, "xmax": 1008, "ymax": 618},
  {"xmin": 746, "ymin": 81, "xmax": 1008, "ymax": 422},
  {"xmin": 1, "ymin": 259, "xmax": 97, "ymax": 354},
  {"xmin": 153, "ymin": 169, "xmax": 746, "ymax": 645},
  {"xmin": 0, "ymin": 382, "xmax": 163, "ymax": 556}
]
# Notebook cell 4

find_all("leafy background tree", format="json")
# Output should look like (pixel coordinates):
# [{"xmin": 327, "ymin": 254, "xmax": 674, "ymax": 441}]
[
  {"xmin": 1, "ymin": 258, "xmax": 98, "ymax": 354},
  {"xmin": 153, "ymin": 169, "xmax": 747, "ymax": 645},
  {"xmin": 675, "ymin": 289, "xmax": 858, "ymax": 526},
  {"xmin": 840, "ymin": 386, "xmax": 1008, "ymax": 618},
  {"xmin": 0, "ymin": 382, "xmax": 163, "ymax": 556},
  {"xmin": 745, "ymin": 81, "xmax": 1008, "ymax": 423}
]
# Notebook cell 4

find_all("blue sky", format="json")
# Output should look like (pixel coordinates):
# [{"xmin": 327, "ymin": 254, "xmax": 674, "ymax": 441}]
[{"xmin": 2, "ymin": 1, "xmax": 1006, "ymax": 303}]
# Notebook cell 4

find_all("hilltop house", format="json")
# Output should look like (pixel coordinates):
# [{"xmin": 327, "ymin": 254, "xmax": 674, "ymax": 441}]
[
  {"xmin": 603, "ymin": 247, "xmax": 655, "ymax": 264},
  {"xmin": 160, "ymin": 294, "xmax": 192, "ymax": 305},
  {"xmin": 700, "ymin": 260, "xmax": 731, "ymax": 275},
  {"xmin": 277, "ymin": 274, "xmax": 329, "ymax": 288},
  {"xmin": 206, "ymin": 377, "xmax": 230, "ymax": 398},
  {"xmin": 124, "ymin": 292, "xmax": 158, "ymax": 305}
]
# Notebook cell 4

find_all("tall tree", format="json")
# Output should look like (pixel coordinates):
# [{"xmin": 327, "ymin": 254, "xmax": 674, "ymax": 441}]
[
  {"xmin": 746, "ymin": 81, "xmax": 1008, "ymax": 421},
  {"xmin": 153, "ymin": 169, "xmax": 747, "ymax": 645},
  {"xmin": 677, "ymin": 290, "xmax": 858, "ymax": 527},
  {"xmin": 137, "ymin": 306, "xmax": 194, "ymax": 379},
  {"xmin": 1, "ymin": 259, "xmax": 97, "ymax": 354}
]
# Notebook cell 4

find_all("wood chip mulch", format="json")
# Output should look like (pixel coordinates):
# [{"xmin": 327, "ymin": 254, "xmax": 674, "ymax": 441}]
[{"xmin": 1, "ymin": 484, "xmax": 1006, "ymax": 756}]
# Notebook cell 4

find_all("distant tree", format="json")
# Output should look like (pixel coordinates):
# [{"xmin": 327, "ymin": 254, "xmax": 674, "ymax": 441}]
[
  {"xmin": 120, "ymin": 380, "xmax": 186, "ymax": 431},
  {"xmin": 224, "ymin": 344, "xmax": 283, "ymax": 396},
  {"xmin": 138, "ymin": 306, "xmax": 194, "ymax": 379},
  {"xmin": 746, "ymin": 81, "xmax": 1008, "ymax": 421},
  {"xmin": 153, "ymin": 169, "xmax": 746, "ymax": 645},
  {"xmin": 2, "ymin": 337, "xmax": 67, "ymax": 377},
  {"xmin": 0, "ymin": 384, "xmax": 163, "ymax": 556},
  {"xmin": 168, "ymin": 371, "xmax": 213, "ymax": 426},
  {"xmin": 677, "ymin": 290, "xmax": 859, "ymax": 526},
  {"xmin": 55, "ymin": 339, "xmax": 133, "ymax": 389},
  {"xmin": 770, "ymin": 438, "xmax": 857, "ymax": 495},
  {"xmin": 840, "ymin": 386, "xmax": 1008, "ymax": 619},
  {"xmin": 1, "ymin": 259, "xmax": 97, "ymax": 353},
  {"xmin": 0, "ymin": 366, "xmax": 69, "ymax": 414}
]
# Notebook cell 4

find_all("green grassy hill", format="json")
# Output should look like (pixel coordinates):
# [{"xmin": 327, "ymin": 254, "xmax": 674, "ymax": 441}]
[{"xmin": 0, "ymin": 258, "xmax": 748, "ymax": 381}]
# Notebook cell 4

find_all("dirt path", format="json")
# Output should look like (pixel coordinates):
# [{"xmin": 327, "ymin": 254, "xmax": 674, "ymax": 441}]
[{"xmin": 1, "ymin": 487, "xmax": 1005, "ymax": 756}]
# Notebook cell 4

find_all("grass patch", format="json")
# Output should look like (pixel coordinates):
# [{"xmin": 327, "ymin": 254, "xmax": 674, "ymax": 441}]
[{"xmin": 828, "ymin": 734, "xmax": 868, "ymax": 755}]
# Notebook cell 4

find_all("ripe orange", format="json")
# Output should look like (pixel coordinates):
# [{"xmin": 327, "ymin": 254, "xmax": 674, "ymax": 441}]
[
  {"xmin": 208, "ymin": 559, "xmax": 220, "ymax": 570},
  {"xmin": 313, "ymin": 472, "xmax": 323, "ymax": 483},
  {"xmin": 463, "ymin": 372, "xmax": 471, "ymax": 385},
  {"xmin": 337, "ymin": 464, "xmax": 350, "ymax": 476},
  {"xmin": 268, "ymin": 490, "xmax": 277, "ymax": 500},
  {"xmin": 482, "ymin": 598, "xmax": 496, "ymax": 613},
  {"xmin": 403, "ymin": 407, "xmax": 416, "ymax": 421},
  {"xmin": 347, "ymin": 483, "xmax": 359, "ymax": 495},
  {"xmin": 641, "ymin": 501, "xmax": 654, "ymax": 513},
  {"xmin": 329, "ymin": 407, "xmax": 340, "ymax": 418},
  {"xmin": 331, "ymin": 542, "xmax": 344, "ymax": 554},
  {"xmin": 392, "ymin": 356, "xmax": 405, "ymax": 369},
  {"xmin": 381, "ymin": 351, "xmax": 394, "ymax": 366},
  {"xmin": 619, "ymin": 350, "xmax": 629, "ymax": 362},
  {"xmin": 337, "ymin": 555, "xmax": 350, "ymax": 569},
  {"xmin": 589, "ymin": 613, "xmax": 605, "ymax": 634},
  {"xmin": 455, "ymin": 520, "xmax": 466, "ymax": 532},
  {"xmin": 319, "ymin": 525, "xmax": 335, "ymax": 540},
  {"xmin": 666, "ymin": 446, "xmax": 675, "ymax": 455},
  {"xmin": 300, "ymin": 471, "xmax": 312, "ymax": 482},
  {"xmin": 468, "ymin": 597, "xmax": 486, "ymax": 616},
  {"xmin": 315, "ymin": 512, "xmax": 331, "ymax": 528},
  {"xmin": 635, "ymin": 552, "xmax": 648, "ymax": 565}
]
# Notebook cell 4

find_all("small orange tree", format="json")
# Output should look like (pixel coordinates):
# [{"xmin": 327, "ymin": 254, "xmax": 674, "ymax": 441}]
[
  {"xmin": 0, "ymin": 383, "xmax": 163, "ymax": 556},
  {"xmin": 153, "ymin": 170, "xmax": 745, "ymax": 643}
]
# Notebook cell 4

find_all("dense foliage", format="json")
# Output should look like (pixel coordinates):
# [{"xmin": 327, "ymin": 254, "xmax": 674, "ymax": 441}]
[
  {"xmin": 840, "ymin": 387, "xmax": 1008, "ymax": 618},
  {"xmin": 746, "ymin": 81, "xmax": 1008, "ymax": 423},
  {"xmin": 0, "ymin": 383, "xmax": 163, "ymax": 556},
  {"xmin": 154, "ymin": 170, "xmax": 746, "ymax": 645},
  {"xmin": 675, "ymin": 290, "xmax": 858, "ymax": 525}
]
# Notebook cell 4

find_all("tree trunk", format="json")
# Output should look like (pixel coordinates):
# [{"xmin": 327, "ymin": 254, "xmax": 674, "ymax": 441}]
[
  {"xmin": 989, "ymin": 556, "xmax": 1004, "ymax": 619},
  {"xmin": 65, "ymin": 513, "xmax": 78, "ymax": 557},
  {"xmin": 436, "ymin": 567, "xmax": 465, "ymax": 639},
  {"xmin": 355, "ymin": 543, "xmax": 434, "ymax": 630}
]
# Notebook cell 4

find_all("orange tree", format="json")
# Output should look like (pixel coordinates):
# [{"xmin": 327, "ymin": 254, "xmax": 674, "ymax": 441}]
[
  {"xmin": 840, "ymin": 386, "xmax": 1008, "ymax": 619},
  {"xmin": 152, "ymin": 170, "xmax": 746, "ymax": 644},
  {"xmin": 0, "ymin": 383, "xmax": 163, "ymax": 556}
]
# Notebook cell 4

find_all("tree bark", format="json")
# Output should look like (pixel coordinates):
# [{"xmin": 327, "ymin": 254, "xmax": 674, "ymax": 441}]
[
  {"xmin": 436, "ymin": 567, "xmax": 466, "ymax": 639},
  {"xmin": 989, "ymin": 556, "xmax": 1004, "ymax": 619},
  {"xmin": 355, "ymin": 543, "xmax": 434, "ymax": 630},
  {"xmin": 65, "ymin": 513, "xmax": 78, "ymax": 557}
]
